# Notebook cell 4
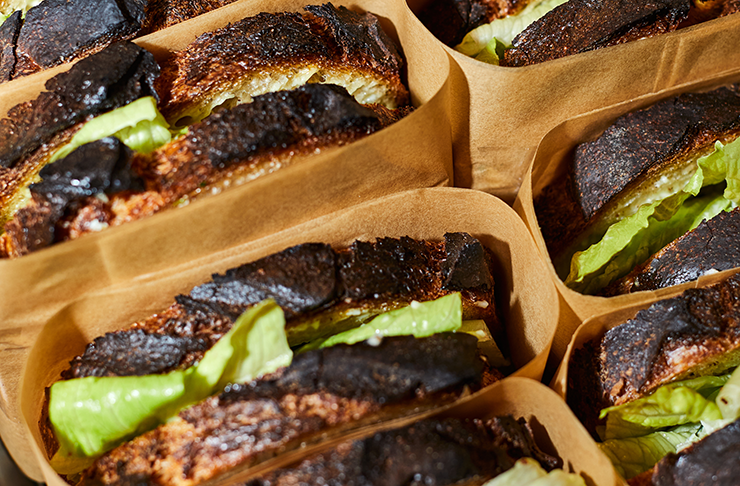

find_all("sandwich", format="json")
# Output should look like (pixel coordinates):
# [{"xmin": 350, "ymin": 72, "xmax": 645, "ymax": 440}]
[
  {"xmin": 418, "ymin": 0, "xmax": 739, "ymax": 66},
  {"xmin": 155, "ymin": 3, "xmax": 409, "ymax": 126},
  {"xmin": 567, "ymin": 272, "xmax": 740, "ymax": 481},
  {"xmin": 0, "ymin": 3, "xmax": 411, "ymax": 258},
  {"xmin": 534, "ymin": 84, "xmax": 740, "ymax": 295},
  {"xmin": 0, "ymin": 0, "xmax": 238, "ymax": 83},
  {"xmin": 245, "ymin": 416, "xmax": 583, "ymax": 486},
  {"xmin": 42, "ymin": 233, "xmax": 509, "ymax": 484}
]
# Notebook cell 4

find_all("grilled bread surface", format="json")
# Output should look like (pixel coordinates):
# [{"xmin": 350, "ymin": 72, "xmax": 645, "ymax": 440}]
[
  {"xmin": 502, "ymin": 0, "xmax": 691, "ymax": 67},
  {"xmin": 568, "ymin": 273, "xmax": 740, "ymax": 433},
  {"xmin": 157, "ymin": 3, "xmax": 409, "ymax": 125},
  {"xmin": 246, "ymin": 416, "xmax": 561, "ymax": 486}
]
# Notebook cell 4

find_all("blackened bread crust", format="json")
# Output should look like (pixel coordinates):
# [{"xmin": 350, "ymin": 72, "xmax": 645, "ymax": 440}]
[
  {"xmin": 157, "ymin": 3, "xmax": 409, "ymax": 123},
  {"xmin": 76, "ymin": 335, "xmax": 492, "ymax": 486},
  {"xmin": 0, "ymin": 84, "xmax": 403, "ymax": 258},
  {"xmin": 247, "ymin": 417, "xmax": 561, "ymax": 486},
  {"xmin": 415, "ymin": 0, "xmax": 532, "ymax": 47},
  {"xmin": 0, "ymin": 42, "xmax": 159, "ymax": 228},
  {"xmin": 568, "ymin": 274, "xmax": 740, "ymax": 433},
  {"xmin": 0, "ymin": 0, "xmax": 237, "ymax": 83},
  {"xmin": 503, "ymin": 0, "xmax": 691, "ymax": 67},
  {"xmin": 606, "ymin": 207, "xmax": 740, "ymax": 294}
]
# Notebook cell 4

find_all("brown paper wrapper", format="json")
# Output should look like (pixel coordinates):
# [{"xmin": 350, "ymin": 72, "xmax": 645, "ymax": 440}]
[
  {"xmin": 0, "ymin": 1, "xmax": 453, "ymax": 467},
  {"xmin": 406, "ymin": 1, "xmax": 740, "ymax": 201},
  {"xmin": 0, "ymin": 0, "xmax": 453, "ymax": 314},
  {"xmin": 513, "ymin": 70, "xmax": 740, "ymax": 369},
  {"xmin": 1, "ymin": 187, "xmax": 557, "ymax": 482}
]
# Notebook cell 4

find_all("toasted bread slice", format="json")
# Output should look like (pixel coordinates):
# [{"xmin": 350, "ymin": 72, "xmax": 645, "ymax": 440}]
[
  {"xmin": 59, "ymin": 234, "xmax": 497, "ymax": 379},
  {"xmin": 0, "ymin": 0, "xmax": 237, "ymax": 82},
  {"xmin": 157, "ymin": 4, "xmax": 409, "ymax": 126},
  {"xmin": 0, "ymin": 42, "xmax": 159, "ymax": 229},
  {"xmin": 628, "ymin": 418, "xmax": 740, "ymax": 486},
  {"xmin": 237, "ymin": 417, "xmax": 560, "ymax": 486},
  {"xmin": 605, "ymin": 207, "xmax": 740, "ymax": 294},
  {"xmin": 415, "ymin": 0, "xmax": 534, "ymax": 46},
  {"xmin": 503, "ymin": 0, "xmax": 691, "ymax": 67}
]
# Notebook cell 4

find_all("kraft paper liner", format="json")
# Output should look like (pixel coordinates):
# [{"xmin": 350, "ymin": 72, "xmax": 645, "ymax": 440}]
[
  {"xmin": 0, "ymin": 187, "xmax": 558, "ymax": 482},
  {"xmin": 513, "ymin": 70, "xmax": 740, "ymax": 369},
  {"xmin": 405, "ymin": 1, "xmax": 740, "ymax": 202},
  {"xmin": 0, "ymin": 0, "xmax": 452, "ymax": 402},
  {"xmin": 200, "ymin": 378, "xmax": 624, "ymax": 486}
]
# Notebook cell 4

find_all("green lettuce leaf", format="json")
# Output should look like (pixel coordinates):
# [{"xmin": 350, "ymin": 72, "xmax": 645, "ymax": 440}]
[
  {"xmin": 599, "ymin": 386, "xmax": 723, "ymax": 440},
  {"xmin": 456, "ymin": 0, "xmax": 568, "ymax": 60},
  {"xmin": 713, "ymin": 367, "xmax": 740, "ymax": 427},
  {"xmin": 565, "ymin": 136, "xmax": 740, "ymax": 294},
  {"xmin": 483, "ymin": 458, "xmax": 586, "ymax": 486},
  {"xmin": 49, "ymin": 97, "xmax": 171, "ymax": 163},
  {"xmin": 598, "ymin": 423, "xmax": 702, "ymax": 479},
  {"xmin": 301, "ymin": 293, "xmax": 462, "ymax": 351},
  {"xmin": 49, "ymin": 300, "xmax": 292, "ymax": 469}
]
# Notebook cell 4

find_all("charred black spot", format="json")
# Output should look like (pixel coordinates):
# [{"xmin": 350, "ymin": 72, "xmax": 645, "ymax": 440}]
[
  {"xmin": 339, "ymin": 236, "xmax": 439, "ymax": 301},
  {"xmin": 62, "ymin": 329, "xmax": 208, "ymax": 379},
  {"xmin": 32, "ymin": 137, "xmax": 143, "ymax": 203},
  {"xmin": 442, "ymin": 232, "xmax": 493, "ymax": 291},
  {"xmin": 186, "ymin": 243, "xmax": 338, "ymax": 320}
]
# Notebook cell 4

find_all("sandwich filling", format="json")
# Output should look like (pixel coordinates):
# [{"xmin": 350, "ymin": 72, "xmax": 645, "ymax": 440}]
[{"xmin": 563, "ymin": 134, "xmax": 740, "ymax": 294}]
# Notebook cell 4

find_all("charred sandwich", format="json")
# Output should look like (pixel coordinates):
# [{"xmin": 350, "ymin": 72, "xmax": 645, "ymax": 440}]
[
  {"xmin": 0, "ymin": 4, "xmax": 412, "ymax": 258},
  {"xmin": 156, "ymin": 3, "xmax": 409, "ymax": 126},
  {"xmin": 567, "ymin": 273, "xmax": 740, "ymax": 480},
  {"xmin": 534, "ymin": 84, "xmax": 740, "ymax": 295},
  {"xmin": 244, "ymin": 416, "xmax": 583, "ymax": 486},
  {"xmin": 440, "ymin": 0, "xmax": 739, "ymax": 65},
  {"xmin": 0, "ymin": 0, "xmax": 238, "ymax": 83},
  {"xmin": 42, "ymin": 234, "xmax": 507, "ymax": 484}
]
